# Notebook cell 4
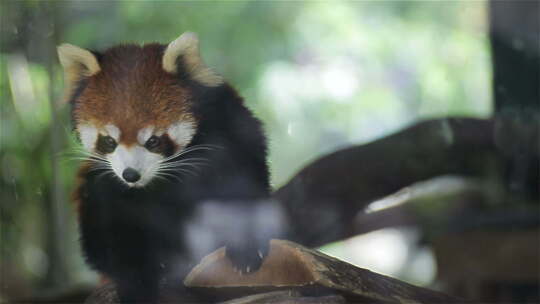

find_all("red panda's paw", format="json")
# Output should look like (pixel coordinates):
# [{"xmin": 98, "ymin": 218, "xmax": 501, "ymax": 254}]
[
  {"xmin": 225, "ymin": 239, "xmax": 269, "ymax": 274},
  {"xmin": 185, "ymin": 199, "xmax": 287, "ymax": 273}
]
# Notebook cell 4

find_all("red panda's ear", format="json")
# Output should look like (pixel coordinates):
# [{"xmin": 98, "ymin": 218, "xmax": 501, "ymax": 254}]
[
  {"xmin": 162, "ymin": 32, "xmax": 223, "ymax": 87},
  {"xmin": 57, "ymin": 44, "xmax": 101, "ymax": 102}
]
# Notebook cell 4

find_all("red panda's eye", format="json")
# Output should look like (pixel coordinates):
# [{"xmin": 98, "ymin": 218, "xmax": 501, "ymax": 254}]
[
  {"xmin": 97, "ymin": 135, "xmax": 117, "ymax": 154},
  {"xmin": 145, "ymin": 136, "xmax": 161, "ymax": 151},
  {"xmin": 104, "ymin": 136, "xmax": 116, "ymax": 147}
]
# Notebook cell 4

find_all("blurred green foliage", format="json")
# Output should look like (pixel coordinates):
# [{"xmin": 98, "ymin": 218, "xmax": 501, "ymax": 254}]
[{"xmin": 0, "ymin": 0, "xmax": 491, "ymax": 297}]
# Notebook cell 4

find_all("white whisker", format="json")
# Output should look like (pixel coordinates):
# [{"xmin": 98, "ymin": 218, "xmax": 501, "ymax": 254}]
[
  {"xmin": 87, "ymin": 164, "xmax": 113, "ymax": 173},
  {"xmin": 96, "ymin": 170, "xmax": 116, "ymax": 180},
  {"xmin": 155, "ymin": 172, "xmax": 183, "ymax": 183},
  {"xmin": 158, "ymin": 161, "xmax": 210, "ymax": 169},
  {"xmin": 159, "ymin": 144, "xmax": 222, "ymax": 163},
  {"xmin": 159, "ymin": 167, "xmax": 199, "ymax": 178},
  {"xmin": 60, "ymin": 147, "xmax": 109, "ymax": 162}
]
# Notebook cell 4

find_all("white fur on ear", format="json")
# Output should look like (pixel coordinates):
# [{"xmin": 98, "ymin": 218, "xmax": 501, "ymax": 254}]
[
  {"xmin": 57, "ymin": 44, "xmax": 101, "ymax": 75},
  {"xmin": 162, "ymin": 32, "xmax": 223, "ymax": 87},
  {"xmin": 57, "ymin": 44, "xmax": 101, "ymax": 102}
]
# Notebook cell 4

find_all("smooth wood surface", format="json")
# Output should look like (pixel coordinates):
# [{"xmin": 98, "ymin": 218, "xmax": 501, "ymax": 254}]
[{"xmin": 185, "ymin": 239, "xmax": 464, "ymax": 303}]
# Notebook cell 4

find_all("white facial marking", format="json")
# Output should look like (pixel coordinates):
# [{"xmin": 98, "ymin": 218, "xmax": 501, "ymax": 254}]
[
  {"xmin": 104, "ymin": 124, "xmax": 121, "ymax": 141},
  {"xmin": 137, "ymin": 126, "xmax": 155, "ymax": 145},
  {"xmin": 108, "ymin": 144, "xmax": 163, "ymax": 187},
  {"xmin": 168, "ymin": 121, "xmax": 196, "ymax": 148},
  {"xmin": 78, "ymin": 124, "xmax": 98, "ymax": 151}
]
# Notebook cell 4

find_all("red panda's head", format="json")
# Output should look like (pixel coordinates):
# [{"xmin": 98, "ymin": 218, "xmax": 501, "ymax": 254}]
[{"xmin": 58, "ymin": 32, "xmax": 222, "ymax": 187}]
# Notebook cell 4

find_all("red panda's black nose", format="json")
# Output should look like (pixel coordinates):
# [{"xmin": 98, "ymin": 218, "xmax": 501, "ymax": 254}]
[{"xmin": 122, "ymin": 168, "xmax": 141, "ymax": 183}]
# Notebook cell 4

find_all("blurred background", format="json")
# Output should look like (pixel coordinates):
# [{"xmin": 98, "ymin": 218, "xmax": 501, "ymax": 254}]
[{"xmin": 1, "ymin": 0, "xmax": 538, "ymax": 303}]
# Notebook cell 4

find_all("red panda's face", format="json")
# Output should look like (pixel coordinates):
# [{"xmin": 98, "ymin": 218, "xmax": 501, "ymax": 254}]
[
  {"xmin": 75, "ymin": 120, "xmax": 196, "ymax": 187},
  {"xmin": 59, "ymin": 33, "xmax": 223, "ymax": 187}
]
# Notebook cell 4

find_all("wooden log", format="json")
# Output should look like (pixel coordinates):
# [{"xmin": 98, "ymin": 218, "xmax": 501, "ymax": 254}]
[
  {"xmin": 218, "ymin": 290, "xmax": 346, "ymax": 304},
  {"xmin": 185, "ymin": 239, "xmax": 463, "ymax": 303},
  {"xmin": 86, "ymin": 240, "xmax": 463, "ymax": 303},
  {"xmin": 273, "ymin": 118, "xmax": 507, "ymax": 247},
  {"xmin": 85, "ymin": 284, "xmax": 347, "ymax": 304}
]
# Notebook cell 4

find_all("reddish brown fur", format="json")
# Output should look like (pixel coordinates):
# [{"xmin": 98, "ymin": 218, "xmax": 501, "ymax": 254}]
[{"xmin": 73, "ymin": 44, "xmax": 195, "ymax": 146}]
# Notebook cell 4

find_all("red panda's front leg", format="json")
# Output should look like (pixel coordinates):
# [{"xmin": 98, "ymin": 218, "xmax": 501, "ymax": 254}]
[{"xmin": 185, "ymin": 199, "xmax": 287, "ymax": 274}]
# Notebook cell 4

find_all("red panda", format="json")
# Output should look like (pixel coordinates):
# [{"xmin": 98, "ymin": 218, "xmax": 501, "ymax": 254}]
[{"xmin": 58, "ymin": 32, "xmax": 279, "ymax": 303}]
